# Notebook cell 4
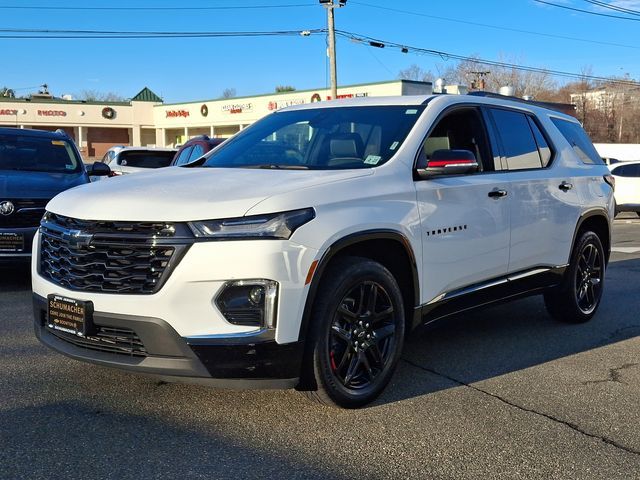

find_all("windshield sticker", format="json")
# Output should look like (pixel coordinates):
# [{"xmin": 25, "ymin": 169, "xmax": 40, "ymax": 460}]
[
  {"xmin": 51, "ymin": 140, "xmax": 65, "ymax": 146},
  {"xmin": 364, "ymin": 155, "xmax": 382, "ymax": 165},
  {"xmin": 389, "ymin": 141, "xmax": 399, "ymax": 151},
  {"xmin": 65, "ymin": 164, "xmax": 75, "ymax": 170},
  {"xmin": 405, "ymin": 109, "xmax": 418, "ymax": 115}
]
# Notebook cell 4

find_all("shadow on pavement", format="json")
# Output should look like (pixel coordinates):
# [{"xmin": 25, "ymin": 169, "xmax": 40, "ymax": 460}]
[
  {"xmin": 379, "ymin": 257, "xmax": 640, "ymax": 404},
  {"xmin": 0, "ymin": 402, "xmax": 349, "ymax": 480}
]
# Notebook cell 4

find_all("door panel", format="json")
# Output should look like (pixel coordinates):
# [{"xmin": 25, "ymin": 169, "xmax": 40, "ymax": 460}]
[
  {"xmin": 415, "ymin": 174, "xmax": 510, "ymax": 304},
  {"xmin": 505, "ymin": 168, "xmax": 581, "ymax": 271}
]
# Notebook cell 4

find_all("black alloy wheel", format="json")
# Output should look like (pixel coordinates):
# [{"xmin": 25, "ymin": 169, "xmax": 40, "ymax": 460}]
[
  {"xmin": 544, "ymin": 230, "xmax": 606, "ymax": 323},
  {"xmin": 304, "ymin": 257, "xmax": 405, "ymax": 408},
  {"xmin": 574, "ymin": 241, "xmax": 603, "ymax": 315},
  {"xmin": 328, "ymin": 281, "xmax": 397, "ymax": 391}
]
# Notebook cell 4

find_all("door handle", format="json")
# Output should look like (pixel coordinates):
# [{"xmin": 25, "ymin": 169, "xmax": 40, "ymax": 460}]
[
  {"xmin": 488, "ymin": 189, "xmax": 508, "ymax": 198},
  {"xmin": 559, "ymin": 181, "xmax": 573, "ymax": 191}
]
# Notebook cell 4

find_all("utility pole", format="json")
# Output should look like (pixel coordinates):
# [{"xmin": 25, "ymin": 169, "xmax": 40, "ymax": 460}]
[
  {"xmin": 320, "ymin": 0, "xmax": 346, "ymax": 100},
  {"xmin": 469, "ymin": 71, "xmax": 490, "ymax": 91}
]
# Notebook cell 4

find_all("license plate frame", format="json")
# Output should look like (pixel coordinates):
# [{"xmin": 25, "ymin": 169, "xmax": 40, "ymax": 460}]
[
  {"xmin": 47, "ymin": 295, "xmax": 94, "ymax": 337},
  {"xmin": 0, "ymin": 232, "xmax": 24, "ymax": 252}
]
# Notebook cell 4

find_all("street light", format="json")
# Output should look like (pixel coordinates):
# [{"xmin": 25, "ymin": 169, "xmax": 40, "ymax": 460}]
[{"xmin": 320, "ymin": 0, "xmax": 347, "ymax": 100}]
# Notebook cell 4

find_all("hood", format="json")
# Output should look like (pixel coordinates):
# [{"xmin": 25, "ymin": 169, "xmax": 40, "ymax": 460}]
[
  {"xmin": 46, "ymin": 166, "xmax": 372, "ymax": 221},
  {"xmin": 0, "ymin": 170, "xmax": 88, "ymax": 199}
]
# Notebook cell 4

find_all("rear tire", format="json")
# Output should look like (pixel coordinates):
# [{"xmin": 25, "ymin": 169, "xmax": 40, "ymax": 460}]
[
  {"xmin": 544, "ymin": 231, "xmax": 605, "ymax": 323},
  {"xmin": 302, "ymin": 256, "xmax": 405, "ymax": 408}
]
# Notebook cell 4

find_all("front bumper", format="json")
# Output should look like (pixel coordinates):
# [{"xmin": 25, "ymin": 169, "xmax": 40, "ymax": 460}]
[{"xmin": 33, "ymin": 294, "xmax": 303, "ymax": 388}]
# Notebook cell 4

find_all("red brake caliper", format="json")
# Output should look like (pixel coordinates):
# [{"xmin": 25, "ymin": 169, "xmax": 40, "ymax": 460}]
[{"xmin": 330, "ymin": 351, "xmax": 337, "ymax": 372}]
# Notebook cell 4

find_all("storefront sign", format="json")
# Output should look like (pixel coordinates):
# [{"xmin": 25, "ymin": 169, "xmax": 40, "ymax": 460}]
[
  {"xmin": 325, "ymin": 92, "xmax": 369, "ymax": 101},
  {"xmin": 166, "ymin": 109, "xmax": 190, "ymax": 118},
  {"xmin": 222, "ymin": 102, "xmax": 253, "ymax": 114},
  {"xmin": 267, "ymin": 98, "xmax": 305, "ymax": 111},
  {"xmin": 38, "ymin": 110, "xmax": 67, "ymax": 117},
  {"xmin": 0, "ymin": 109, "xmax": 18, "ymax": 116}
]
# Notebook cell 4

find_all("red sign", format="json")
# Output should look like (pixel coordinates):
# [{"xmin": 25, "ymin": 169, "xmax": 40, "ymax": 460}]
[
  {"xmin": 38, "ymin": 110, "xmax": 67, "ymax": 117},
  {"xmin": 166, "ymin": 110, "xmax": 190, "ymax": 118},
  {"xmin": 0, "ymin": 109, "xmax": 18, "ymax": 116}
]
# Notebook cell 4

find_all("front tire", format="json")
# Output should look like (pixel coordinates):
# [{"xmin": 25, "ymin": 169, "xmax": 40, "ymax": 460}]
[
  {"xmin": 303, "ymin": 257, "xmax": 405, "ymax": 408},
  {"xmin": 544, "ymin": 231, "xmax": 605, "ymax": 323}
]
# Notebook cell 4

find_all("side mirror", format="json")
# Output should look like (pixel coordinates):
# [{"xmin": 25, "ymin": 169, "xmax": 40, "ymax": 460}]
[
  {"xmin": 88, "ymin": 161, "xmax": 111, "ymax": 177},
  {"xmin": 416, "ymin": 149, "xmax": 479, "ymax": 179}
]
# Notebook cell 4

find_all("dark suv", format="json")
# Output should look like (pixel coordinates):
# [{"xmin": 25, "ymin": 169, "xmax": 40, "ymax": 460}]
[
  {"xmin": 171, "ymin": 135, "xmax": 225, "ymax": 166},
  {"xmin": 0, "ymin": 128, "xmax": 108, "ymax": 259}
]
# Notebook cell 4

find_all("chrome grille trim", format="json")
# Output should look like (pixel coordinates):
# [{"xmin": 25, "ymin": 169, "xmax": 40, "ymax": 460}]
[{"xmin": 39, "ymin": 212, "xmax": 193, "ymax": 294}]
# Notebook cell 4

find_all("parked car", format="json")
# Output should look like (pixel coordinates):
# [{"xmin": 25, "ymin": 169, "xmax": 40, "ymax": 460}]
[
  {"xmin": 32, "ymin": 94, "xmax": 614, "ymax": 408},
  {"xmin": 171, "ymin": 135, "xmax": 225, "ymax": 166},
  {"xmin": 609, "ymin": 160, "xmax": 640, "ymax": 217},
  {"xmin": 0, "ymin": 127, "xmax": 109, "ymax": 259},
  {"xmin": 99, "ymin": 147, "xmax": 177, "ymax": 178}
]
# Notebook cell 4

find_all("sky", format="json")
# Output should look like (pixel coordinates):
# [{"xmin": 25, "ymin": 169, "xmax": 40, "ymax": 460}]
[{"xmin": 2, "ymin": 0, "xmax": 640, "ymax": 103}]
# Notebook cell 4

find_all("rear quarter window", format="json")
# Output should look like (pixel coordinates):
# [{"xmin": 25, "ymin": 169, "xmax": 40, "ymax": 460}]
[
  {"xmin": 551, "ymin": 118, "xmax": 604, "ymax": 165},
  {"xmin": 612, "ymin": 163, "xmax": 640, "ymax": 177},
  {"xmin": 118, "ymin": 151, "xmax": 174, "ymax": 168}
]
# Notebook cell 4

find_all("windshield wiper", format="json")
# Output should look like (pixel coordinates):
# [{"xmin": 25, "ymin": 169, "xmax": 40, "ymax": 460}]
[{"xmin": 251, "ymin": 164, "xmax": 310, "ymax": 170}]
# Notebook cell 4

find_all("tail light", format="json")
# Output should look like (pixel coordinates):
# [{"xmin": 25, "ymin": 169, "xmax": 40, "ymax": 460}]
[{"xmin": 603, "ymin": 174, "xmax": 615, "ymax": 191}]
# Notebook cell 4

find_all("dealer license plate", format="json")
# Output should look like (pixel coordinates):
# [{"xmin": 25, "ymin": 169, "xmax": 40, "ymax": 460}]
[
  {"xmin": 47, "ymin": 295, "xmax": 94, "ymax": 336},
  {"xmin": 0, "ymin": 232, "xmax": 24, "ymax": 252}
]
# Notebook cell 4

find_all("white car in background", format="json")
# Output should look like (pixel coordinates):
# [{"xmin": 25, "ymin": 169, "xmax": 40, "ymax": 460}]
[
  {"xmin": 609, "ymin": 160, "xmax": 640, "ymax": 217},
  {"xmin": 99, "ymin": 147, "xmax": 177, "ymax": 178}
]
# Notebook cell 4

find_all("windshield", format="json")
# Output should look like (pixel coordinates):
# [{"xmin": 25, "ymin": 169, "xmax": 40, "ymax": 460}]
[
  {"xmin": 202, "ymin": 105, "xmax": 425, "ymax": 170},
  {"xmin": 118, "ymin": 150, "xmax": 175, "ymax": 168},
  {"xmin": 0, "ymin": 134, "xmax": 82, "ymax": 173}
]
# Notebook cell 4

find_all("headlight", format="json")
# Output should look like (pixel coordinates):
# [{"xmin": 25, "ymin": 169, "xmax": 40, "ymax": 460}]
[{"xmin": 189, "ymin": 208, "xmax": 315, "ymax": 240}]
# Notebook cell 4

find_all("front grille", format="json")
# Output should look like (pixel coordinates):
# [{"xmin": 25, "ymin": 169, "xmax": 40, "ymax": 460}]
[
  {"xmin": 0, "ymin": 199, "xmax": 47, "ymax": 228},
  {"xmin": 39, "ymin": 212, "xmax": 192, "ymax": 294},
  {"xmin": 46, "ymin": 324, "xmax": 147, "ymax": 357}
]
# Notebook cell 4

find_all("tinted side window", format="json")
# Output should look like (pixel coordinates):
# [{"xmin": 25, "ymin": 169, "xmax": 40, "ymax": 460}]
[
  {"xmin": 418, "ymin": 107, "xmax": 493, "ymax": 171},
  {"xmin": 174, "ymin": 146, "xmax": 194, "ymax": 166},
  {"xmin": 612, "ymin": 164, "xmax": 640, "ymax": 177},
  {"xmin": 527, "ymin": 117, "xmax": 552, "ymax": 167},
  {"xmin": 490, "ymin": 109, "xmax": 542, "ymax": 170},
  {"xmin": 551, "ymin": 118, "xmax": 604, "ymax": 165},
  {"xmin": 188, "ymin": 144, "xmax": 205, "ymax": 162}
]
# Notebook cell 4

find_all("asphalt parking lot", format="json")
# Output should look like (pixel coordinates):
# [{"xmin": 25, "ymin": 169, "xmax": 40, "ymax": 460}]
[{"xmin": 1, "ymin": 216, "xmax": 639, "ymax": 479}]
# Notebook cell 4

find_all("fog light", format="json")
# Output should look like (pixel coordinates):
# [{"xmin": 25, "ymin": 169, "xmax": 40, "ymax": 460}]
[
  {"xmin": 249, "ymin": 286, "xmax": 264, "ymax": 305},
  {"xmin": 215, "ymin": 280, "xmax": 278, "ymax": 329}
]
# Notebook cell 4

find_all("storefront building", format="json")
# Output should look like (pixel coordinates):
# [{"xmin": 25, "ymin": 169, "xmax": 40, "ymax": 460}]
[{"xmin": 0, "ymin": 80, "xmax": 432, "ymax": 160}]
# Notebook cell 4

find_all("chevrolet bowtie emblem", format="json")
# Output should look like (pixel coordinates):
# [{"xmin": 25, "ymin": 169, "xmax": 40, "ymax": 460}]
[{"xmin": 62, "ymin": 229, "xmax": 93, "ymax": 248}]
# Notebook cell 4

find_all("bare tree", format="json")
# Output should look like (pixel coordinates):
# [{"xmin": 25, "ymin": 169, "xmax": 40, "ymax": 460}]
[
  {"xmin": 0, "ymin": 86, "xmax": 16, "ymax": 98},
  {"xmin": 275, "ymin": 85, "xmax": 296, "ymax": 93},
  {"xmin": 221, "ymin": 88, "xmax": 236, "ymax": 99},
  {"xmin": 398, "ymin": 64, "xmax": 434, "ymax": 82},
  {"xmin": 76, "ymin": 89, "xmax": 127, "ymax": 102}
]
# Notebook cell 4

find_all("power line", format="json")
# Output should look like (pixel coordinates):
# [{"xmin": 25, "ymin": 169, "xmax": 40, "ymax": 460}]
[
  {"xmin": 350, "ymin": 0, "xmax": 640, "ymax": 50},
  {"xmin": 533, "ymin": 0, "xmax": 640, "ymax": 21},
  {"xmin": 335, "ymin": 29, "xmax": 640, "ymax": 87},
  {"xmin": 0, "ymin": 28, "xmax": 325, "ymax": 39},
  {"xmin": 582, "ymin": 0, "xmax": 640, "ymax": 16},
  {"xmin": 0, "ymin": 3, "xmax": 314, "ymax": 11}
]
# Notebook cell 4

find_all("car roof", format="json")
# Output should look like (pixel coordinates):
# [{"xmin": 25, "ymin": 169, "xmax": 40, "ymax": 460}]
[
  {"xmin": 0, "ymin": 127, "xmax": 71, "ymax": 139},
  {"xmin": 279, "ymin": 94, "xmax": 579, "ymax": 123}
]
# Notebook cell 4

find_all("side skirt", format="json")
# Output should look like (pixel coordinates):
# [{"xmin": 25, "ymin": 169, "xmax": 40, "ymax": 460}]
[{"xmin": 413, "ymin": 265, "xmax": 568, "ymax": 329}]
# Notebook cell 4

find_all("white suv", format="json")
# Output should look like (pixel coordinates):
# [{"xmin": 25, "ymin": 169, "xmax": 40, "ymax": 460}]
[{"xmin": 32, "ymin": 94, "xmax": 614, "ymax": 408}]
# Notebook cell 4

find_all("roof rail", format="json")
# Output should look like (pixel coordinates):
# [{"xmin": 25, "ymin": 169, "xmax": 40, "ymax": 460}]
[{"xmin": 468, "ymin": 91, "xmax": 576, "ymax": 116}]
